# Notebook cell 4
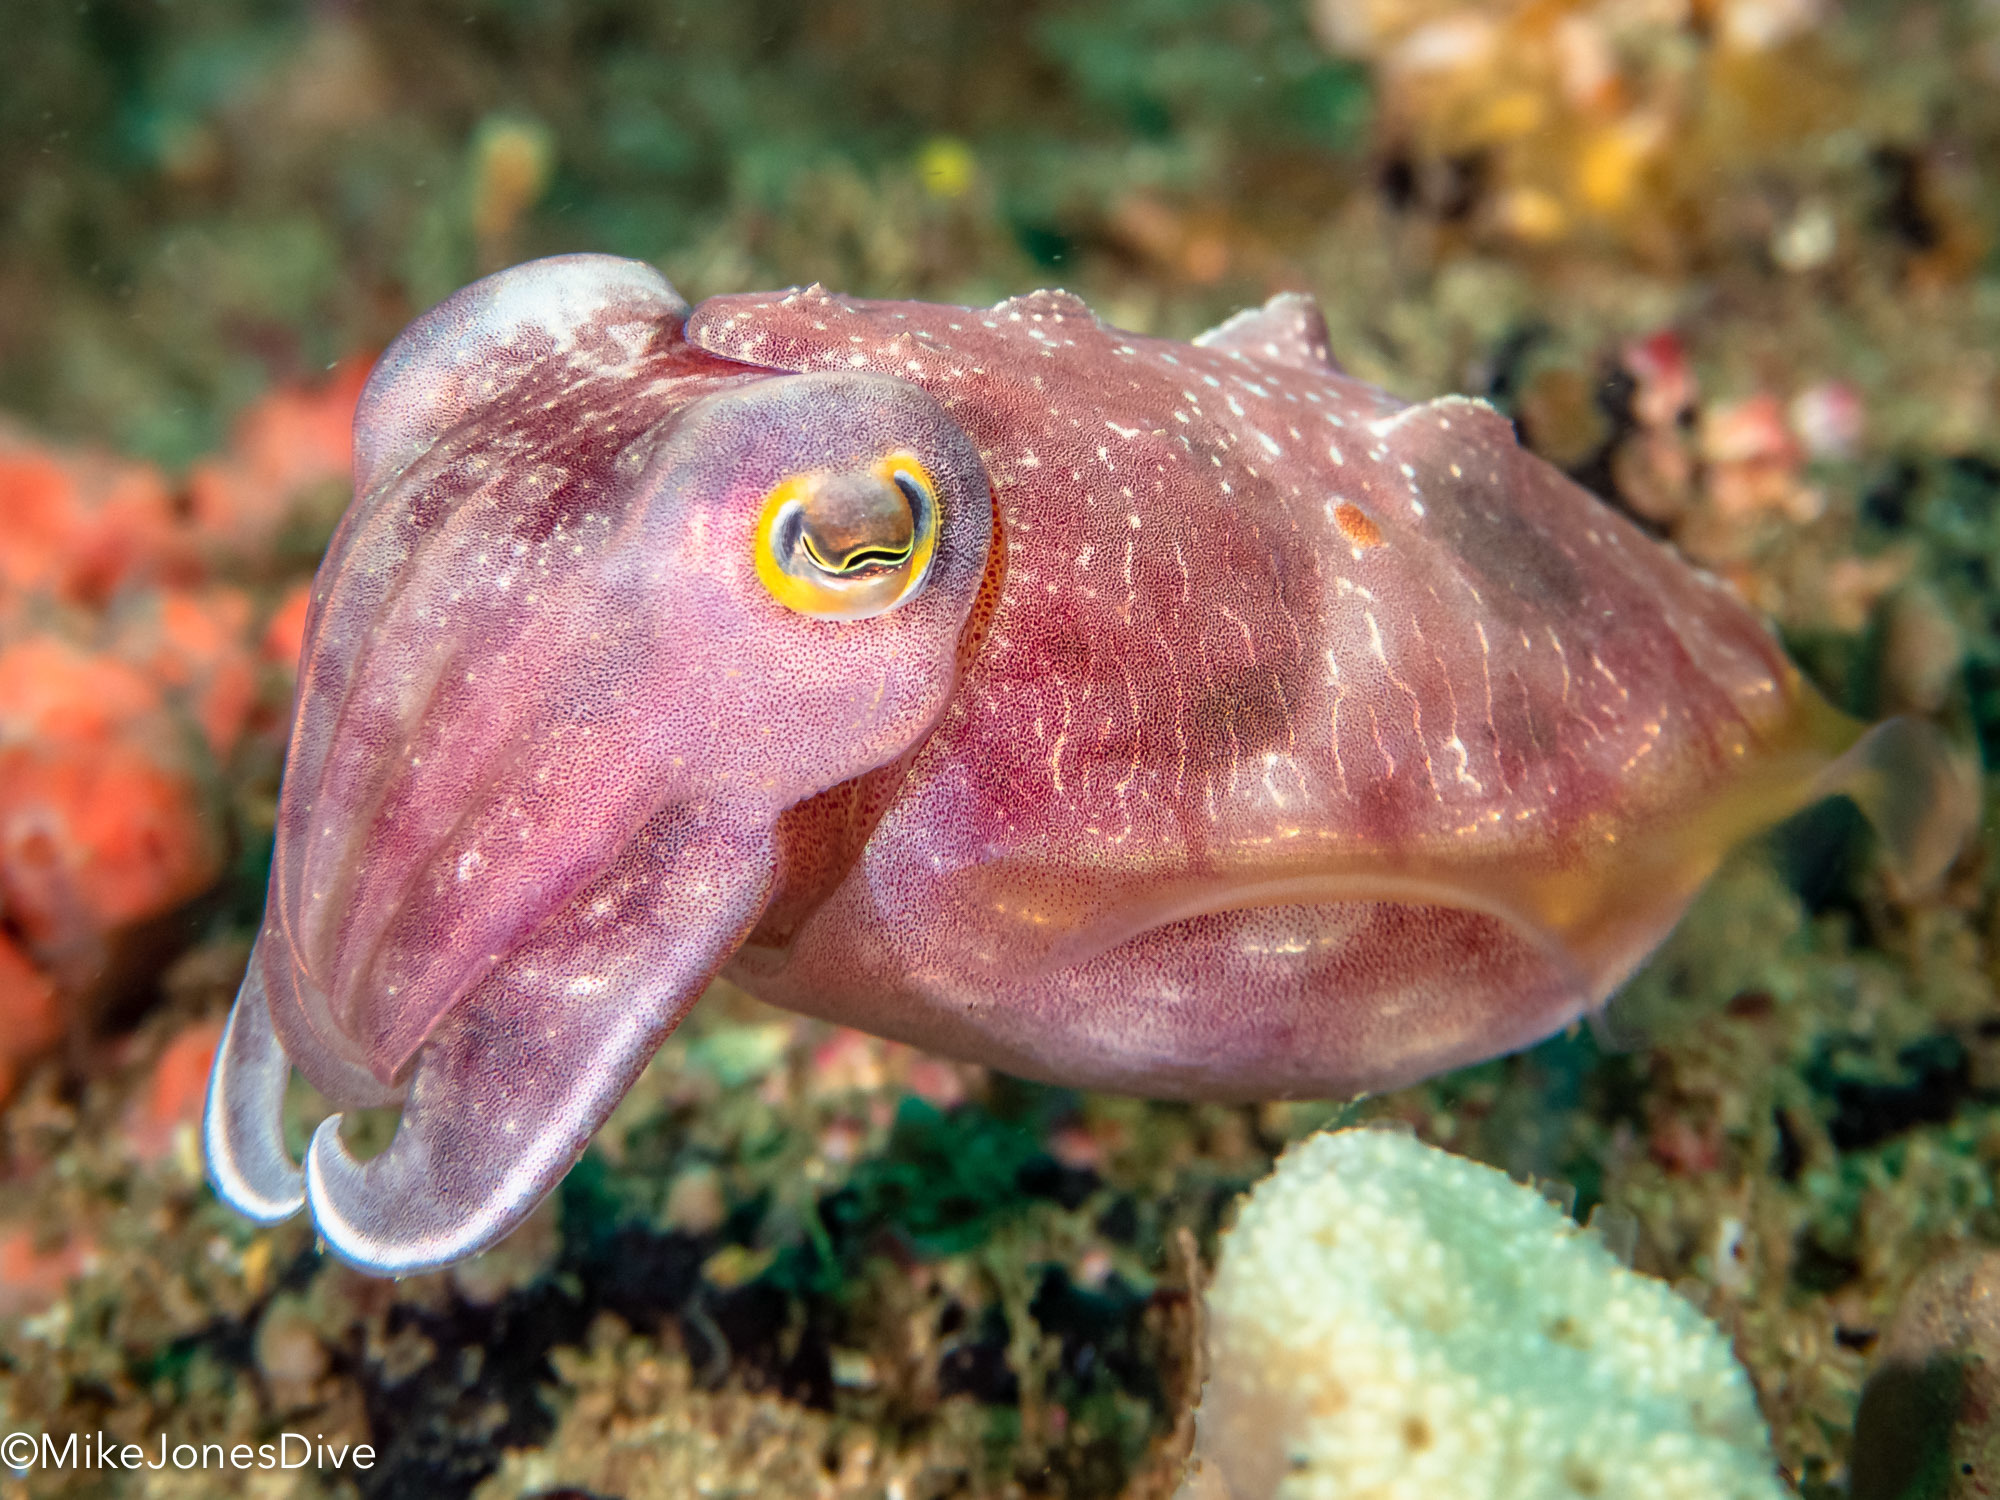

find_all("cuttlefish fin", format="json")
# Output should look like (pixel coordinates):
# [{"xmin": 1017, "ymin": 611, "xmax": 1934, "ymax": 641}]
[
  {"xmin": 1194, "ymin": 292, "xmax": 1343, "ymax": 374},
  {"xmin": 1812, "ymin": 714, "xmax": 1981, "ymax": 896},
  {"xmin": 305, "ymin": 811, "xmax": 774, "ymax": 1275},
  {"xmin": 1561, "ymin": 699, "xmax": 1979, "ymax": 995}
]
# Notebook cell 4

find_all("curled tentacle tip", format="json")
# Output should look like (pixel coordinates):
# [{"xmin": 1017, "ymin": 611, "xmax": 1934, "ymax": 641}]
[
  {"xmin": 204, "ymin": 1113, "xmax": 305, "ymax": 1224},
  {"xmin": 302, "ymin": 1114, "xmax": 531, "ymax": 1277},
  {"xmin": 202, "ymin": 966, "xmax": 306, "ymax": 1223}
]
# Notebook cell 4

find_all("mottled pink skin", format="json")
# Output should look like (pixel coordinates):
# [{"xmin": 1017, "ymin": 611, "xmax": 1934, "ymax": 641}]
[
  {"xmin": 685, "ymin": 286, "xmax": 1808, "ymax": 1100},
  {"xmin": 207, "ymin": 254, "xmax": 1821, "ymax": 1272}
]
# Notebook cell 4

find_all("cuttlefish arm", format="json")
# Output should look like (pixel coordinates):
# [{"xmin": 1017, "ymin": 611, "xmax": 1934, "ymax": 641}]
[
  {"xmin": 305, "ymin": 810, "xmax": 774, "ymax": 1272},
  {"xmin": 203, "ymin": 955, "xmax": 304, "ymax": 1224}
]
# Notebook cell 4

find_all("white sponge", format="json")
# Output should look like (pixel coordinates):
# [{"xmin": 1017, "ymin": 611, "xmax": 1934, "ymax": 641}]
[{"xmin": 1182, "ymin": 1128, "xmax": 1787, "ymax": 1500}]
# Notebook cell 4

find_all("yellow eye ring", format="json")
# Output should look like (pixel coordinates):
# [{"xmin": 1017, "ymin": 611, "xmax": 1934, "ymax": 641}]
[{"xmin": 753, "ymin": 452, "xmax": 942, "ymax": 620}]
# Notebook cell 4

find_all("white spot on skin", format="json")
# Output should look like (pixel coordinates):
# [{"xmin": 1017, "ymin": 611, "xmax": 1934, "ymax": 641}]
[{"xmin": 1444, "ymin": 733, "xmax": 1482, "ymax": 792}]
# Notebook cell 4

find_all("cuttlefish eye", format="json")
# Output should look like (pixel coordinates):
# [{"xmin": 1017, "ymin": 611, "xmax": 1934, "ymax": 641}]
[{"xmin": 754, "ymin": 452, "xmax": 941, "ymax": 620}]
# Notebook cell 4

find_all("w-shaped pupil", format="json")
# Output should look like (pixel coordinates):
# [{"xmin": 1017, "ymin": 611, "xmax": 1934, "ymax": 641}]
[{"xmin": 800, "ymin": 471, "xmax": 918, "ymax": 575}]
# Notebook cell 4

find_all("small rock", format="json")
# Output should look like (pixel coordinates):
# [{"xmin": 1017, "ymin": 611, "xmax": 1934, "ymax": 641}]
[
  {"xmin": 662, "ymin": 1164, "xmax": 727, "ymax": 1235},
  {"xmin": 1881, "ymin": 585, "xmax": 1964, "ymax": 716},
  {"xmin": 1851, "ymin": 1247, "xmax": 2000, "ymax": 1500},
  {"xmin": 255, "ymin": 1293, "xmax": 331, "ymax": 1403}
]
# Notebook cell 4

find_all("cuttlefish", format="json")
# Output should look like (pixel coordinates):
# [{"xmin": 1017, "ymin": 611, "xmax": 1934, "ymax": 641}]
[{"xmin": 204, "ymin": 254, "xmax": 1969, "ymax": 1274}]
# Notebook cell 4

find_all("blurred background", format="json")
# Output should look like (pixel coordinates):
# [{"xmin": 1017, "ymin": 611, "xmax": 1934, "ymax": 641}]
[{"xmin": 1, "ymin": 3, "xmax": 1998, "ymax": 1497}]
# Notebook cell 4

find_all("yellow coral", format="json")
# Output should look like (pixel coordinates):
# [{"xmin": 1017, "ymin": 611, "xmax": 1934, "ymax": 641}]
[{"xmin": 1309, "ymin": 0, "xmax": 1844, "ymax": 254}]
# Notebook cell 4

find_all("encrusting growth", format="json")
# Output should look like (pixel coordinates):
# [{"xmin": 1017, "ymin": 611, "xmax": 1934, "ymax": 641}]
[{"xmin": 1181, "ymin": 1128, "xmax": 1789, "ymax": 1500}]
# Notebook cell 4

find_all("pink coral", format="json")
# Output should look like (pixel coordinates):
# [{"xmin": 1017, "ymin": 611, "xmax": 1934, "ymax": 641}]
[
  {"xmin": 0, "ymin": 366, "xmax": 358, "ymax": 1101},
  {"xmin": 0, "ymin": 433, "xmax": 193, "ymax": 610},
  {"xmin": 0, "ymin": 932, "xmax": 61, "ymax": 1103},
  {"xmin": 0, "ymin": 638, "xmax": 221, "ymax": 952},
  {"xmin": 123, "ymin": 1017, "xmax": 225, "ymax": 1163},
  {"xmin": 186, "ymin": 358, "xmax": 368, "ymax": 562},
  {"xmin": 113, "ymin": 587, "xmax": 259, "ymax": 760}
]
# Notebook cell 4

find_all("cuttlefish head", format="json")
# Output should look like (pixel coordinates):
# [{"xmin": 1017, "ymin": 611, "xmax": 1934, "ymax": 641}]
[{"xmin": 203, "ymin": 255, "xmax": 993, "ymax": 1274}]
